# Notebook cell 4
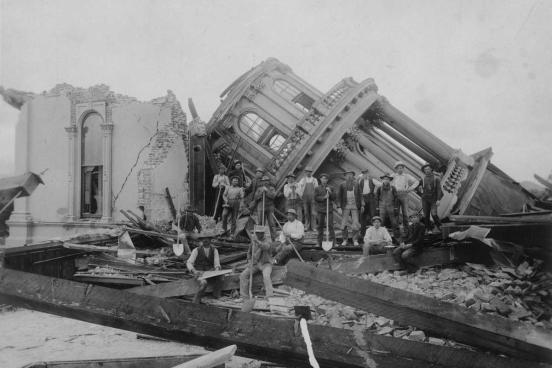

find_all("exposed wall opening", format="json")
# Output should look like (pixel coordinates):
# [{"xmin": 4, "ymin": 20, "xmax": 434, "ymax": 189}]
[
  {"xmin": 80, "ymin": 112, "xmax": 103, "ymax": 218},
  {"xmin": 239, "ymin": 112, "xmax": 288, "ymax": 153},
  {"xmin": 273, "ymin": 79, "xmax": 313, "ymax": 112}
]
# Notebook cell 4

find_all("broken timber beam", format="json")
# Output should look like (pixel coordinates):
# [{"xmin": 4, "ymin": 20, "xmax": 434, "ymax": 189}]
[
  {"xmin": 284, "ymin": 260, "xmax": 552, "ymax": 363},
  {"xmin": 0, "ymin": 268, "xmax": 542, "ymax": 368},
  {"xmin": 128, "ymin": 266, "xmax": 287, "ymax": 298}
]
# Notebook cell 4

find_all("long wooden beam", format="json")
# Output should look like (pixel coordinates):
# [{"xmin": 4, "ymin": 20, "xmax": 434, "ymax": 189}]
[
  {"xmin": 283, "ymin": 260, "xmax": 552, "ymax": 363},
  {"xmin": 0, "ymin": 268, "xmax": 541, "ymax": 368}
]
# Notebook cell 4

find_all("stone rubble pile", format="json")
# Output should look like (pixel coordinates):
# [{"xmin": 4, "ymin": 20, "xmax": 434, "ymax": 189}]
[{"xmin": 362, "ymin": 261, "xmax": 552, "ymax": 329}]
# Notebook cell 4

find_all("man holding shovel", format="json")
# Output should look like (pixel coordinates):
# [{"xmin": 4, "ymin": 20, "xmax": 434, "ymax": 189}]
[
  {"xmin": 186, "ymin": 239, "xmax": 222, "ymax": 304},
  {"xmin": 253, "ymin": 175, "xmax": 277, "ymax": 239},
  {"xmin": 315, "ymin": 173, "xmax": 336, "ymax": 248},
  {"xmin": 212, "ymin": 164, "xmax": 230, "ymax": 222},
  {"xmin": 221, "ymin": 176, "xmax": 244, "ymax": 236},
  {"xmin": 239, "ymin": 227, "xmax": 275, "ymax": 300},
  {"xmin": 273, "ymin": 208, "xmax": 305, "ymax": 264}
]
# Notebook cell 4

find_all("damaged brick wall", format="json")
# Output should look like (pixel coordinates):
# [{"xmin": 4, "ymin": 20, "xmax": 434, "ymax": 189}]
[{"xmin": 137, "ymin": 90, "xmax": 188, "ymax": 222}]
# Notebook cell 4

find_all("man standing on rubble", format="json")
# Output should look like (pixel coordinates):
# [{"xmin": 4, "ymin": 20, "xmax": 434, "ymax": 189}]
[
  {"xmin": 298, "ymin": 166, "xmax": 318, "ymax": 232},
  {"xmin": 363, "ymin": 216, "xmax": 392, "ymax": 256},
  {"xmin": 337, "ymin": 170, "xmax": 361, "ymax": 246},
  {"xmin": 283, "ymin": 173, "xmax": 303, "ymax": 221},
  {"xmin": 186, "ymin": 239, "xmax": 223, "ymax": 303},
  {"xmin": 240, "ymin": 227, "xmax": 274, "ymax": 299},
  {"xmin": 393, "ymin": 213, "xmax": 425, "ymax": 273},
  {"xmin": 212, "ymin": 164, "xmax": 230, "ymax": 222},
  {"xmin": 420, "ymin": 163, "xmax": 442, "ymax": 233},
  {"xmin": 178, "ymin": 206, "xmax": 202, "ymax": 241},
  {"xmin": 254, "ymin": 175, "xmax": 277, "ymax": 239},
  {"xmin": 315, "ymin": 173, "xmax": 336, "ymax": 247},
  {"xmin": 221, "ymin": 176, "xmax": 244, "ymax": 236},
  {"xmin": 274, "ymin": 208, "xmax": 304, "ymax": 264},
  {"xmin": 392, "ymin": 161, "xmax": 418, "ymax": 228},
  {"xmin": 245, "ymin": 168, "xmax": 265, "ymax": 213},
  {"xmin": 376, "ymin": 173, "xmax": 399, "ymax": 238},
  {"xmin": 228, "ymin": 161, "xmax": 247, "ymax": 188},
  {"xmin": 359, "ymin": 168, "xmax": 377, "ymax": 240}
]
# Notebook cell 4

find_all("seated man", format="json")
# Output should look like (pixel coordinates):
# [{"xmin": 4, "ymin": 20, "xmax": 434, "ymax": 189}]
[
  {"xmin": 393, "ymin": 213, "xmax": 426, "ymax": 273},
  {"xmin": 363, "ymin": 216, "xmax": 392, "ymax": 256},
  {"xmin": 186, "ymin": 239, "xmax": 223, "ymax": 304},
  {"xmin": 274, "ymin": 209, "xmax": 305, "ymax": 264},
  {"xmin": 240, "ymin": 227, "xmax": 274, "ymax": 299}
]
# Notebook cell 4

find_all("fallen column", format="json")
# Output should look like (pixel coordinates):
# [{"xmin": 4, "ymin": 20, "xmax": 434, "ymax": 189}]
[
  {"xmin": 284, "ymin": 259, "xmax": 552, "ymax": 363},
  {"xmin": 0, "ymin": 268, "xmax": 541, "ymax": 368}
]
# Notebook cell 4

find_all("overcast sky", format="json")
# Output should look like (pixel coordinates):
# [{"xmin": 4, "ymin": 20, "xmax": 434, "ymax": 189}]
[{"xmin": 1, "ymin": 0, "xmax": 551, "ymax": 181}]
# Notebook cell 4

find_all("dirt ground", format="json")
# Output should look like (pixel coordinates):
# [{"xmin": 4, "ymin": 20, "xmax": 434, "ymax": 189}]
[{"xmin": 0, "ymin": 308, "xmax": 260, "ymax": 367}]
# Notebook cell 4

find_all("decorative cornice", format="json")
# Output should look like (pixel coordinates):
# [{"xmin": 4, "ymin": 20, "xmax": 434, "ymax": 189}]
[
  {"xmin": 100, "ymin": 123, "xmax": 114, "ymax": 131},
  {"xmin": 64, "ymin": 126, "xmax": 78, "ymax": 134}
]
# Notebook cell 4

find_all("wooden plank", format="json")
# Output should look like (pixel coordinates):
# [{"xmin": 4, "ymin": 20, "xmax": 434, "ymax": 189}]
[
  {"xmin": 284, "ymin": 260, "xmax": 552, "ymax": 362},
  {"xmin": 450, "ymin": 214, "xmax": 552, "ymax": 224},
  {"xmin": 171, "ymin": 345, "xmax": 236, "ymax": 368},
  {"xmin": 128, "ymin": 266, "xmax": 287, "ymax": 298},
  {"xmin": 0, "ymin": 268, "xmax": 539, "ymax": 368}
]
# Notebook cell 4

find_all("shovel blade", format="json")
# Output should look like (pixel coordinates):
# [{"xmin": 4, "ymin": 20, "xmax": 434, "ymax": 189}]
[
  {"xmin": 322, "ymin": 240, "xmax": 333, "ymax": 251},
  {"xmin": 173, "ymin": 243, "xmax": 184, "ymax": 256}
]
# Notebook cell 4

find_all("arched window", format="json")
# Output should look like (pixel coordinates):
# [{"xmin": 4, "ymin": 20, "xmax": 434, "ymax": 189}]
[
  {"xmin": 238, "ymin": 112, "xmax": 288, "ymax": 153},
  {"xmin": 268, "ymin": 134, "xmax": 286, "ymax": 151},
  {"xmin": 273, "ymin": 79, "xmax": 315, "ymax": 112},
  {"xmin": 239, "ymin": 113, "xmax": 269, "ymax": 141},
  {"xmin": 81, "ymin": 113, "xmax": 103, "ymax": 217}
]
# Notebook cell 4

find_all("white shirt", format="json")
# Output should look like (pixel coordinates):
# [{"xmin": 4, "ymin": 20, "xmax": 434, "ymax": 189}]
[
  {"xmin": 360, "ymin": 175, "xmax": 375, "ymax": 194},
  {"xmin": 392, "ymin": 173, "xmax": 418, "ymax": 192},
  {"xmin": 284, "ymin": 182, "xmax": 301, "ymax": 199},
  {"xmin": 278, "ymin": 219, "xmax": 305, "ymax": 243},
  {"xmin": 364, "ymin": 226, "xmax": 392, "ymax": 245},
  {"xmin": 297, "ymin": 176, "xmax": 318, "ymax": 196},
  {"xmin": 186, "ymin": 246, "xmax": 220, "ymax": 272},
  {"xmin": 212, "ymin": 174, "xmax": 230, "ymax": 188}
]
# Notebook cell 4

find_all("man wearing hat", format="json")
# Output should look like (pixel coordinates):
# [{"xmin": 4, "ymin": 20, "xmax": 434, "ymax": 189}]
[
  {"xmin": 283, "ymin": 173, "xmax": 303, "ymax": 221},
  {"xmin": 359, "ymin": 168, "xmax": 377, "ymax": 239},
  {"xmin": 240, "ymin": 227, "xmax": 275, "ymax": 299},
  {"xmin": 363, "ymin": 216, "xmax": 392, "ymax": 256},
  {"xmin": 392, "ymin": 161, "xmax": 419, "ymax": 228},
  {"xmin": 212, "ymin": 164, "xmax": 230, "ymax": 222},
  {"xmin": 245, "ymin": 167, "xmax": 265, "ymax": 212},
  {"xmin": 420, "ymin": 163, "xmax": 442, "ymax": 233},
  {"xmin": 337, "ymin": 170, "xmax": 362, "ymax": 246},
  {"xmin": 228, "ymin": 161, "xmax": 246, "ymax": 188},
  {"xmin": 178, "ymin": 205, "xmax": 203, "ymax": 241},
  {"xmin": 221, "ymin": 176, "xmax": 244, "ymax": 236},
  {"xmin": 393, "ymin": 212, "xmax": 426, "ymax": 273},
  {"xmin": 298, "ymin": 166, "xmax": 318, "ymax": 231},
  {"xmin": 274, "ymin": 208, "xmax": 305, "ymax": 264},
  {"xmin": 375, "ymin": 173, "xmax": 399, "ymax": 237},
  {"xmin": 315, "ymin": 173, "xmax": 336, "ymax": 247},
  {"xmin": 253, "ymin": 175, "xmax": 277, "ymax": 239},
  {"xmin": 186, "ymin": 239, "xmax": 223, "ymax": 303}
]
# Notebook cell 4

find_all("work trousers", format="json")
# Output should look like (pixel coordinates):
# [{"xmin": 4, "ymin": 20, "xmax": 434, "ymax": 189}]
[
  {"xmin": 285, "ymin": 198, "xmax": 303, "ymax": 220},
  {"xmin": 256, "ymin": 204, "xmax": 276, "ymax": 240},
  {"xmin": 422, "ymin": 198, "xmax": 441, "ymax": 229},
  {"xmin": 317, "ymin": 211, "xmax": 335, "ymax": 246},
  {"xmin": 239, "ymin": 262, "xmax": 273, "ymax": 298},
  {"xmin": 341, "ymin": 207, "xmax": 360, "ymax": 241},
  {"xmin": 363, "ymin": 242, "xmax": 388, "ymax": 256},
  {"xmin": 360, "ymin": 194, "xmax": 377, "ymax": 238},
  {"xmin": 221, "ymin": 199, "xmax": 240, "ymax": 235},
  {"xmin": 396, "ymin": 192, "xmax": 410, "ymax": 226},
  {"xmin": 193, "ymin": 275, "xmax": 223, "ymax": 303},
  {"xmin": 379, "ymin": 204, "xmax": 398, "ymax": 237},
  {"xmin": 393, "ymin": 246, "xmax": 422, "ymax": 272},
  {"xmin": 302, "ymin": 198, "xmax": 317, "ymax": 231}
]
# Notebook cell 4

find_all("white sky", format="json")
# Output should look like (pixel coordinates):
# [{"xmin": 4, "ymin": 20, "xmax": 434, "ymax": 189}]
[{"xmin": 1, "ymin": 0, "xmax": 551, "ymax": 181}]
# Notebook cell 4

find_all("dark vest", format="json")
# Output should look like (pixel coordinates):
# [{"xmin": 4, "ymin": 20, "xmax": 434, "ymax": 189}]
[{"xmin": 195, "ymin": 246, "xmax": 215, "ymax": 271}]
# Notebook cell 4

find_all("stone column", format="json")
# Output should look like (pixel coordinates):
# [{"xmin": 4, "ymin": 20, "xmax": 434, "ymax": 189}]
[
  {"xmin": 101, "ymin": 123, "xmax": 114, "ymax": 222},
  {"xmin": 64, "ymin": 125, "xmax": 78, "ymax": 221},
  {"xmin": 378, "ymin": 97, "xmax": 454, "ymax": 162}
]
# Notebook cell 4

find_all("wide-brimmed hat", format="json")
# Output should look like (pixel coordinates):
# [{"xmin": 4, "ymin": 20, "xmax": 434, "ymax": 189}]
[
  {"xmin": 361, "ymin": 168, "xmax": 370, "ymax": 173},
  {"xmin": 261, "ymin": 175, "xmax": 270, "ymax": 181},
  {"xmin": 286, "ymin": 173, "xmax": 296, "ymax": 178},
  {"xmin": 230, "ymin": 176, "xmax": 240, "ymax": 181},
  {"xmin": 394, "ymin": 161, "xmax": 406, "ymax": 169},
  {"xmin": 218, "ymin": 164, "xmax": 226, "ymax": 170},
  {"xmin": 371, "ymin": 216, "xmax": 382, "ymax": 223},
  {"xmin": 319, "ymin": 173, "xmax": 329, "ymax": 179},
  {"xmin": 286, "ymin": 208, "xmax": 297, "ymax": 215},
  {"xmin": 344, "ymin": 170, "xmax": 355, "ymax": 175},
  {"xmin": 421, "ymin": 163, "xmax": 432, "ymax": 171},
  {"xmin": 185, "ymin": 205, "xmax": 195, "ymax": 212},
  {"xmin": 380, "ymin": 173, "xmax": 393, "ymax": 180}
]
